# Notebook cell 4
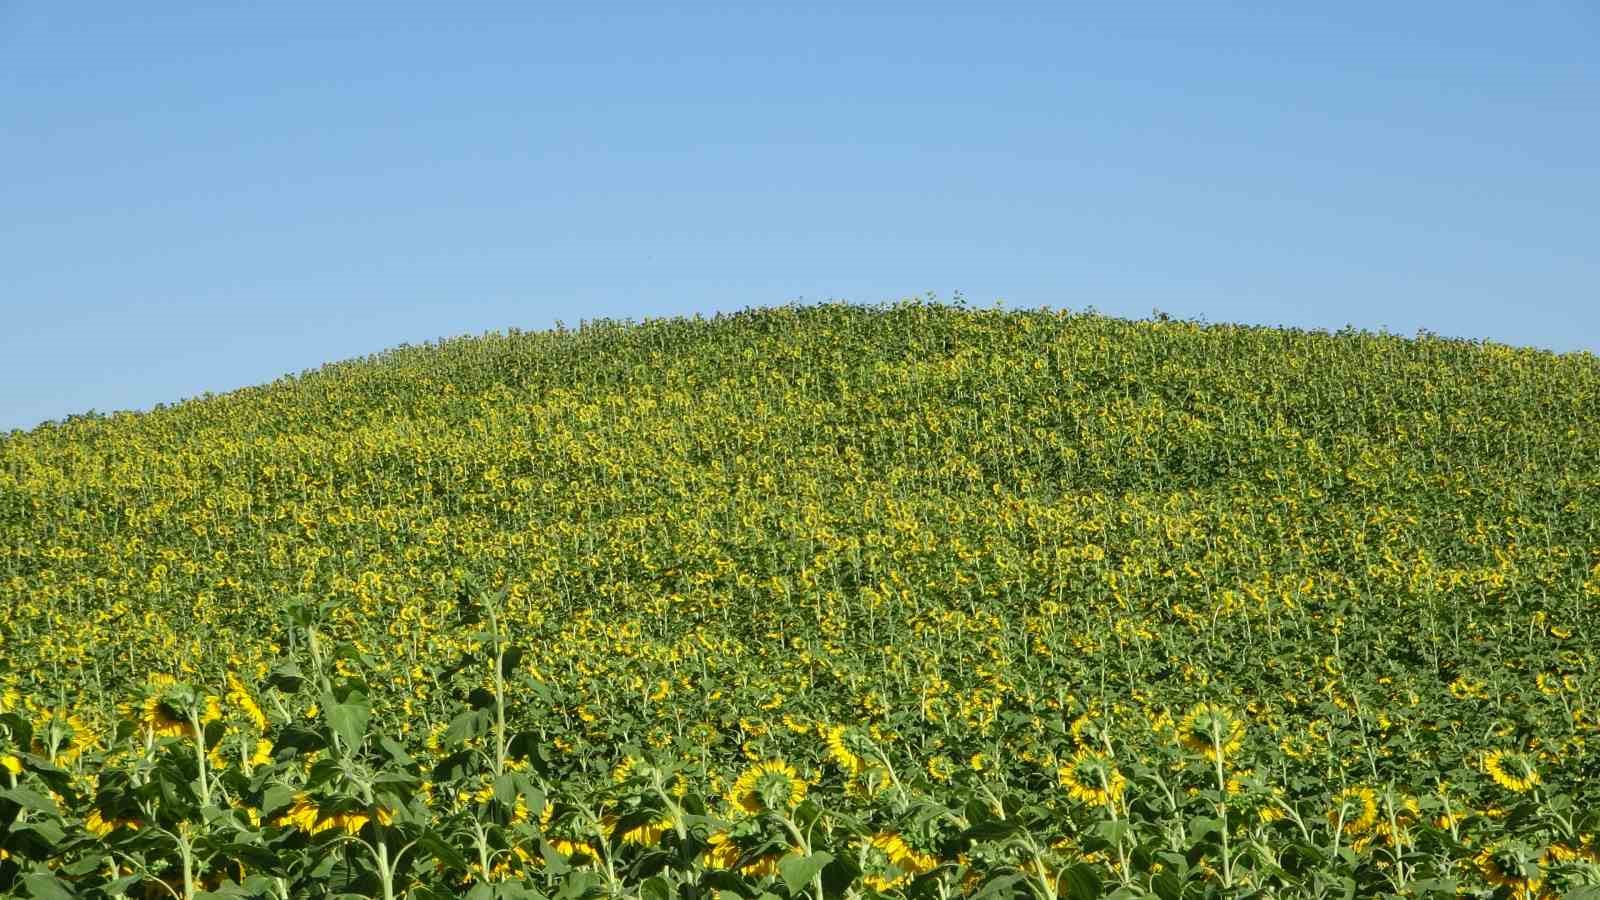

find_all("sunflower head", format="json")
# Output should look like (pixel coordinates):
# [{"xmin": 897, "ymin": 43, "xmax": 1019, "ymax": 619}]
[
  {"xmin": 128, "ymin": 675, "xmax": 198, "ymax": 741},
  {"xmin": 1177, "ymin": 703, "xmax": 1245, "ymax": 762},
  {"xmin": 1069, "ymin": 711, "xmax": 1111, "ymax": 751},
  {"xmin": 1057, "ymin": 749, "xmax": 1126, "ymax": 807},
  {"xmin": 611, "ymin": 755, "xmax": 643, "ymax": 784},
  {"xmin": 824, "ymin": 725, "xmax": 875, "ymax": 776},
  {"xmin": 1476, "ymin": 844, "xmax": 1543, "ymax": 897},
  {"xmin": 860, "ymin": 831, "xmax": 937, "ymax": 891},
  {"xmin": 728, "ymin": 759, "xmax": 807, "ymax": 815},
  {"xmin": 1483, "ymin": 750, "xmax": 1540, "ymax": 793},
  {"xmin": 1327, "ymin": 786, "xmax": 1379, "ymax": 834}
]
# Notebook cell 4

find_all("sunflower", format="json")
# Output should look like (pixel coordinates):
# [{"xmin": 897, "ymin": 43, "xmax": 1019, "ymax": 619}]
[
  {"xmin": 0, "ymin": 754, "xmax": 20, "ymax": 776},
  {"xmin": 728, "ymin": 759, "xmax": 807, "ymax": 815},
  {"xmin": 870, "ymin": 831, "xmax": 938, "ymax": 875},
  {"xmin": 1176, "ymin": 703, "xmax": 1245, "ymax": 762},
  {"xmin": 604, "ymin": 810, "xmax": 676, "ymax": 846},
  {"xmin": 547, "ymin": 835, "xmax": 600, "ymax": 862},
  {"xmin": 130, "ymin": 676, "xmax": 195, "ymax": 741},
  {"xmin": 611, "ymin": 755, "xmax": 642, "ymax": 783},
  {"xmin": 33, "ymin": 711, "xmax": 100, "ymax": 764},
  {"xmin": 1069, "ymin": 711, "xmax": 1108, "ymax": 750},
  {"xmin": 273, "ymin": 794, "xmax": 333, "ymax": 835},
  {"xmin": 1328, "ymin": 786, "xmax": 1378, "ymax": 834},
  {"xmin": 1545, "ymin": 837, "xmax": 1600, "ymax": 864},
  {"xmin": 859, "ymin": 831, "xmax": 936, "ymax": 891},
  {"xmin": 1476, "ymin": 845, "xmax": 1544, "ymax": 899},
  {"xmin": 84, "ymin": 808, "xmax": 141, "ymax": 837},
  {"xmin": 824, "ymin": 724, "xmax": 867, "ymax": 776},
  {"xmin": 272, "ymin": 794, "xmax": 393, "ymax": 836},
  {"xmin": 701, "ymin": 830, "xmax": 789, "ymax": 876},
  {"xmin": 225, "ymin": 673, "xmax": 268, "ymax": 732},
  {"xmin": 138, "ymin": 695, "xmax": 193, "ymax": 740},
  {"xmin": 1483, "ymin": 750, "xmax": 1540, "ymax": 793},
  {"xmin": 1057, "ymin": 749, "xmax": 1126, "ymax": 808}
]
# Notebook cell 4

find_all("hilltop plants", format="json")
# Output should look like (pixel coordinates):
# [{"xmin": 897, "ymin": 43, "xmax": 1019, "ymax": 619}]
[{"xmin": 3, "ymin": 301, "xmax": 1600, "ymax": 898}]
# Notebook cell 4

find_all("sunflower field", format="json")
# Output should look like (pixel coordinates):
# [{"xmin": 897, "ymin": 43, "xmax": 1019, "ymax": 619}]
[{"xmin": 3, "ymin": 300, "xmax": 1600, "ymax": 899}]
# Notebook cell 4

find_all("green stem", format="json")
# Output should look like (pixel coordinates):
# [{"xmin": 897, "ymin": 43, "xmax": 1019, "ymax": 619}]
[{"xmin": 1210, "ymin": 721, "xmax": 1233, "ymax": 889}]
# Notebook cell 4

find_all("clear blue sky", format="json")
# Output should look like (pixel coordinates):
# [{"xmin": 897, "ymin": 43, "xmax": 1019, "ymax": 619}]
[{"xmin": 4, "ymin": 3, "xmax": 1597, "ymax": 432}]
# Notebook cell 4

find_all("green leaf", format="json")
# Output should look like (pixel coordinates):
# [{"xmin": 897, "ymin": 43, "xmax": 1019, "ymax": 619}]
[
  {"xmin": 9, "ymin": 821, "xmax": 67, "ymax": 856},
  {"xmin": 416, "ymin": 831, "xmax": 471, "ymax": 872},
  {"xmin": 378, "ymin": 735, "xmax": 415, "ymax": 765},
  {"xmin": 1058, "ymin": 863, "xmax": 1102, "ymax": 900},
  {"xmin": 272, "ymin": 725, "xmax": 327, "ymax": 756},
  {"xmin": 960, "ymin": 819, "xmax": 1023, "ymax": 842},
  {"xmin": 264, "ymin": 662, "xmax": 306, "ymax": 694},
  {"xmin": 493, "ymin": 773, "xmax": 519, "ymax": 806},
  {"xmin": 261, "ymin": 783, "xmax": 297, "ymax": 817},
  {"xmin": 971, "ymin": 873, "xmax": 1026, "ymax": 900},
  {"xmin": 779, "ymin": 850, "xmax": 833, "ymax": 895},
  {"xmin": 553, "ymin": 871, "xmax": 600, "ymax": 900},
  {"xmin": 0, "ymin": 786, "xmax": 59, "ymax": 814},
  {"xmin": 444, "ymin": 709, "xmax": 488, "ymax": 745},
  {"xmin": 20, "ymin": 872, "xmax": 75, "ymax": 900},
  {"xmin": 641, "ymin": 876, "xmax": 672, "ymax": 900},
  {"xmin": 323, "ymin": 693, "xmax": 371, "ymax": 753},
  {"xmin": 501, "ymin": 646, "xmax": 525, "ymax": 678},
  {"xmin": 1150, "ymin": 871, "xmax": 1182, "ymax": 900}
]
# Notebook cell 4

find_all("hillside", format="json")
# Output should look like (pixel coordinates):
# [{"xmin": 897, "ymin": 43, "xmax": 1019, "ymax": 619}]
[{"xmin": 3, "ymin": 301, "xmax": 1599, "ymax": 897}]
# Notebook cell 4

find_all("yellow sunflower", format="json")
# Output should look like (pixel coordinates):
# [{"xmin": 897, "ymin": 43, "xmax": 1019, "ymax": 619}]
[
  {"xmin": 1069, "ymin": 711, "xmax": 1108, "ymax": 750},
  {"xmin": 860, "ymin": 831, "xmax": 937, "ymax": 891},
  {"xmin": 1545, "ymin": 836, "xmax": 1600, "ymax": 864},
  {"xmin": 1057, "ymin": 749, "xmax": 1126, "ymax": 808},
  {"xmin": 728, "ymin": 759, "xmax": 807, "ymax": 815},
  {"xmin": 84, "ymin": 808, "xmax": 141, "ymax": 837},
  {"xmin": 824, "ymin": 724, "xmax": 867, "ymax": 776},
  {"xmin": 1177, "ymin": 703, "xmax": 1245, "ymax": 762},
  {"xmin": 1328, "ymin": 786, "xmax": 1378, "ymax": 834},
  {"xmin": 272, "ymin": 793, "xmax": 393, "ymax": 836},
  {"xmin": 701, "ymin": 830, "xmax": 789, "ymax": 876},
  {"xmin": 603, "ymin": 810, "xmax": 676, "ymax": 847},
  {"xmin": 870, "ymin": 831, "xmax": 938, "ymax": 875},
  {"xmin": 1476, "ymin": 845, "xmax": 1544, "ymax": 899},
  {"xmin": 1483, "ymin": 750, "xmax": 1540, "ymax": 793}
]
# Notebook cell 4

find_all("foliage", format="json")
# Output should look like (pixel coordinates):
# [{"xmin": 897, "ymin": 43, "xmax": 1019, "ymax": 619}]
[{"xmin": 3, "ymin": 300, "xmax": 1600, "ymax": 898}]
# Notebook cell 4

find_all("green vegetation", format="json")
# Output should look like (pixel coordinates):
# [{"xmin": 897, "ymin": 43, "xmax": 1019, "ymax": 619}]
[{"xmin": 3, "ymin": 300, "xmax": 1599, "ymax": 898}]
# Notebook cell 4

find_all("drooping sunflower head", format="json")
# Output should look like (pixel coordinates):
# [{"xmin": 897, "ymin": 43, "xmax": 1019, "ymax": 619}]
[
  {"xmin": 128, "ymin": 675, "xmax": 195, "ymax": 741},
  {"xmin": 33, "ymin": 710, "xmax": 100, "ymax": 763},
  {"xmin": 701, "ymin": 829, "xmax": 790, "ymax": 876},
  {"xmin": 1177, "ymin": 703, "xmax": 1245, "ymax": 762},
  {"xmin": 138, "ymin": 695, "xmax": 192, "ymax": 740},
  {"xmin": 1057, "ymin": 749, "xmax": 1126, "ymax": 808},
  {"xmin": 224, "ymin": 672, "xmax": 268, "ymax": 733},
  {"xmin": 611, "ymin": 754, "xmax": 643, "ymax": 784},
  {"xmin": 617, "ymin": 811, "xmax": 676, "ymax": 847},
  {"xmin": 859, "ymin": 831, "xmax": 937, "ymax": 892},
  {"xmin": 824, "ymin": 724, "xmax": 871, "ymax": 776},
  {"xmin": 728, "ymin": 759, "xmax": 807, "ymax": 815},
  {"xmin": 1476, "ymin": 844, "xmax": 1543, "ymax": 898},
  {"xmin": 1069, "ymin": 711, "xmax": 1110, "ymax": 751},
  {"xmin": 1327, "ymin": 786, "xmax": 1379, "ymax": 834},
  {"xmin": 1483, "ymin": 750, "xmax": 1540, "ymax": 794}
]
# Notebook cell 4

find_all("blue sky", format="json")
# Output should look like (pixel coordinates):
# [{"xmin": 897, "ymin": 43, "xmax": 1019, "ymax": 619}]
[{"xmin": 3, "ymin": 2, "xmax": 1597, "ymax": 432}]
